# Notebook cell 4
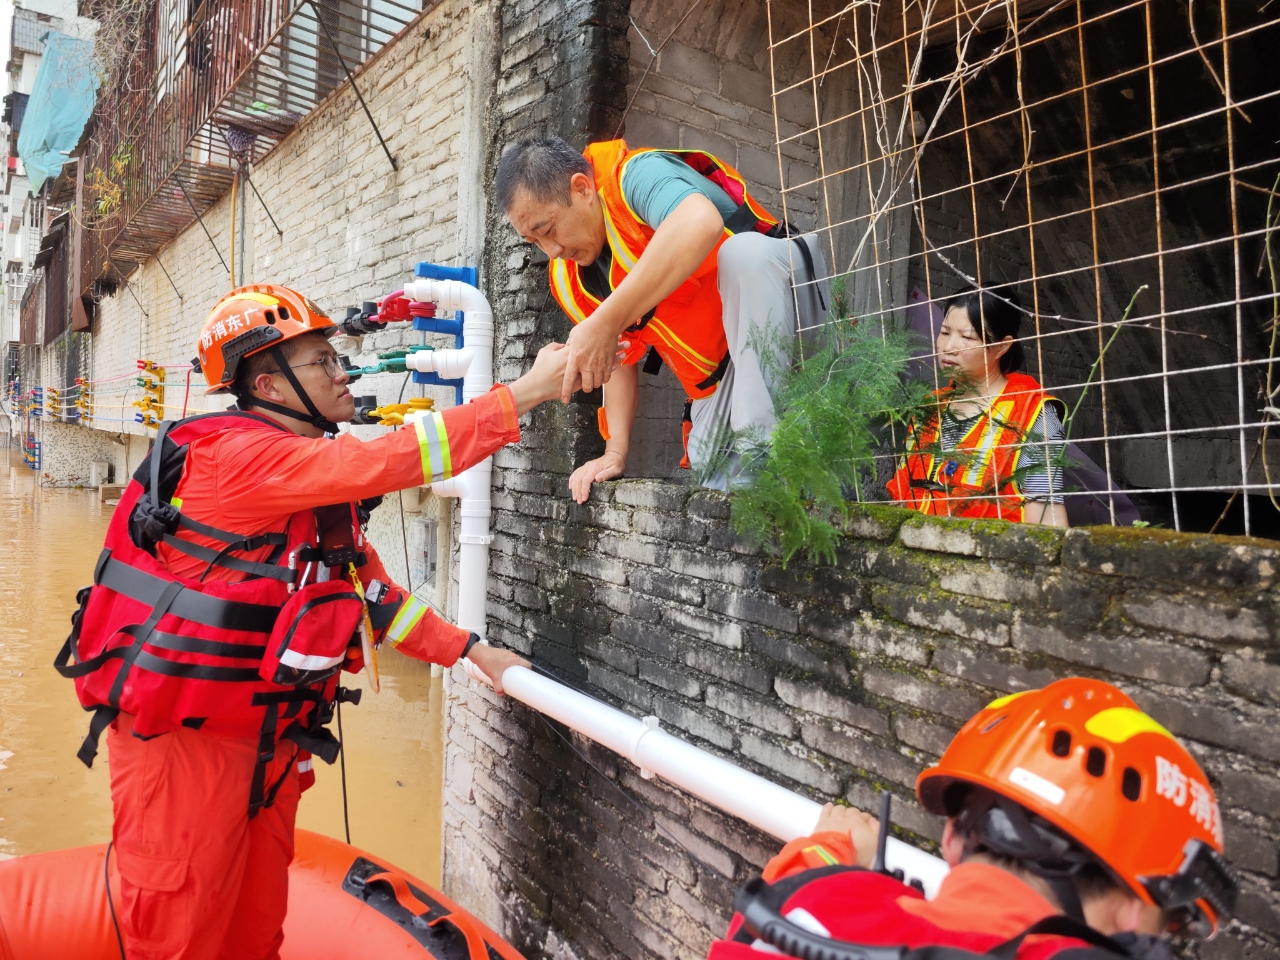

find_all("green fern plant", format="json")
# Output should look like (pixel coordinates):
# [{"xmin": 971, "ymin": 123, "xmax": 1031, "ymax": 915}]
[{"xmin": 702, "ymin": 285, "xmax": 933, "ymax": 565}]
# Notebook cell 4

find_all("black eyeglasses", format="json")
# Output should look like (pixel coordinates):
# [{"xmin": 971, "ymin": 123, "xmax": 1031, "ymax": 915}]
[{"xmin": 285, "ymin": 353, "xmax": 345, "ymax": 379}]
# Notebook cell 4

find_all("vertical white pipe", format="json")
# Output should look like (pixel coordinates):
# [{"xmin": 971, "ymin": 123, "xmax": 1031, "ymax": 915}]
[{"xmin": 403, "ymin": 278, "xmax": 494, "ymax": 637}]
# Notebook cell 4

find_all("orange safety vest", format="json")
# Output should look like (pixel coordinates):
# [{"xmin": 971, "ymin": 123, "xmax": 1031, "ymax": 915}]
[
  {"xmin": 886, "ymin": 372, "xmax": 1062, "ymax": 522},
  {"xmin": 548, "ymin": 139, "xmax": 780, "ymax": 401}
]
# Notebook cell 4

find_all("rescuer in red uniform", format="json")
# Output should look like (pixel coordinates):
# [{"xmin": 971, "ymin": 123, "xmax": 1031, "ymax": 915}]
[
  {"xmin": 711, "ymin": 678, "xmax": 1238, "ymax": 960},
  {"xmin": 60, "ymin": 284, "xmax": 588, "ymax": 959}
]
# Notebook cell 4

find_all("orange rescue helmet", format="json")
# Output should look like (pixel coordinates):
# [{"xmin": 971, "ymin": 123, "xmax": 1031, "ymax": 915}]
[
  {"xmin": 197, "ymin": 284, "xmax": 336, "ymax": 394},
  {"xmin": 916, "ymin": 677, "xmax": 1237, "ymax": 937}
]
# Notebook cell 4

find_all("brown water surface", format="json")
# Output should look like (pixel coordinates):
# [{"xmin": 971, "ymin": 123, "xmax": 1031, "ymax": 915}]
[{"xmin": 0, "ymin": 451, "xmax": 445, "ymax": 885}]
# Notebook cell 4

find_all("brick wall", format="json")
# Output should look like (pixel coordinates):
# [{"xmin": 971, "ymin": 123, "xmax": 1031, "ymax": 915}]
[{"xmin": 448, "ymin": 478, "xmax": 1280, "ymax": 960}]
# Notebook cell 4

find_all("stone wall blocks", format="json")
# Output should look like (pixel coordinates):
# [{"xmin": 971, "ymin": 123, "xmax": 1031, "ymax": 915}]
[
  {"xmin": 894, "ymin": 715, "xmax": 960, "ymax": 757},
  {"xmin": 801, "ymin": 612, "xmax": 933, "ymax": 665},
  {"xmin": 1012, "ymin": 619, "xmax": 1213, "ymax": 687},
  {"xmin": 1132, "ymin": 688, "xmax": 1280, "ymax": 764},
  {"xmin": 749, "ymin": 630, "xmax": 849, "ymax": 683},
  {"xmin": 801, "ymin": 719, "xmax": 924, "ymax": 789},
  {"xmin": 657, "ymin": 41, "xmax": 721, "ymax": 92},
  {"xmin": 759, "ymin": 563, "xmax": 866, "ymax": 606},
  {"xmin": 1207, "ymin": 765, "xmax": 1280, "ymax": 821},
  {"xmin": 705, "ymin": 683, "xmax": 797, "ymax": 737},
  {"xmin": 567, "ymin": 552, "xmax": 629, "ymax": 585},
  {"xmin": 871, "ymin": 581, "xmax": 1011, "ymax": 647},
  {"xmin": 685, "ymin": 647, "xmax": 775, "ymax": 696},
  {"xmin": 1123, "ymin": 594, "xmax": 1269, "ymax": 644},
  {"xmin": 588, "ymin": 662, "xmax": 654, "ymax": 711},
  {"xmin": 1062, "ymin": 526, "xmax": 1279, "ymax": 589},
  {"xmin": 687, "ymin": 489, "xmax": 731, "ymax": 521},
  {"xmin": 669, "ymin": 546, "xmax": 755, "ymax": 587},
  {"xmin": 739, "ymin": 733, "xmax": 842, "ymax": 795},
  {"xmin": 861, "ymin": 667, "xmax": 987, "ymax": 722},
  {"xmin": 615, "ymin": 480, "xmax": 691, "ymax": 513},
  {"xmin": 640, "ymin": 659, "xmax": 703, "ymax": 698},
  {"xmin": 665, "ymin": 606, "xmax": 745, "ymax": 650},
  {"xmin": 596, "ymin": 583, "xmax": 665, "ymax": 623},
  {"xmin": 631, "ymin": 568, "xmax": 705, "ymax": 606},
  {"xmin": 706, "ymin": 524, "xmax": 766, "ymax": 557},
  {"xmin": 719, "ymin": 61, "xmax": 774, "ymax": 114},
  {"xmin": 705, "ymin": 588, "xmax": 799, "ymax": 632},
  {"xmin": 774, "ymin": 676, "xmax": 890, "ymax": 735},
  {"xmin": 687, "ymin": 807, "xmax": 777, "ymax": 871},
  {"xmin": 931, "ymin": 644, "xmax": 1059, "ymax": 696},
  {"xmin": 631, "ymin": 508, "xmax": 712, "ymax": 544},
  {"xmin": 1224, "ymin": 819, "xmax": 1279, "ymax": 877},
  {"xmin": 583, "ymin": 637, "xmax": 639, "ymax": 676},
  {"xmin": 653, "ymin": 812, "xmax": 738, "ymax": 879},
  {"xmin": 1221, "ymin": 649, "xmax": 1280, "ymax": 705},
  {"xmin": 613, "ymin": 617, "xmax": 682, "ymax": 660},
  {"xmin": 899, "ymin": 513, "xmax": 1064, "ymax": 565},
  {"xmin": 653, "ymin": 695, "xmax": 736, "ymax": 750}
]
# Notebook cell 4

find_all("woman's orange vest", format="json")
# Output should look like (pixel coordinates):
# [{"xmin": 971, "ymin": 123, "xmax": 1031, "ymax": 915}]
[
  {"xmin": 886, "ymin": 372, "xmax": 1061, "ymax": 522},
  {"xmin": 547, "ymin": 139, "xmax": 780, "ymax": 401}
]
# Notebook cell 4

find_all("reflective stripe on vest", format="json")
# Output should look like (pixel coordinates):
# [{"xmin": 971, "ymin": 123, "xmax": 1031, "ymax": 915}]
[
  {"xmin": 547, "ymin": 139, "xmax": 778, "ymax": 401},
  {"xmin": 886, "ymin": 373, "xmax": 1055, "ymax": 522}
]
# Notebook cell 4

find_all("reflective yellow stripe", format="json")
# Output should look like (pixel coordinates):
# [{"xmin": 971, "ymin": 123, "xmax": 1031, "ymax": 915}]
[
  {"xmin": 386, "ymin": 596, "xmax": 428, "ymax": 646},
  {"xmin": 646, "ymin": 317, "xmax": 718, "ymax": 375},
  {"xmin": 959, "ymin": 400, "xmax": 1014, "ymax": 488},
  {"xmin": 601, "ymin": 199, "xmax": 640, "ymax": 271},
  {"xmin": 801, "ymin": 844, "xmax": 840, "ymax": 866},
  {"xmin": 550, "ymin": 260, "xmax": 593, "ymax": 324},
  {"xmin": 414, "ymin": 411, "xmax": 453, "ymax": 484}
]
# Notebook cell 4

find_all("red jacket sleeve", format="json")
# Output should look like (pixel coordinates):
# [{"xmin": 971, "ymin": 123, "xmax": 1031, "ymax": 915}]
[
  {"xmin": 358, "ymin": 543, "xmax": 470, "ymax": 666},
  {"xmin": 761, "ymin": 831, "xmax": 858, "ymax": 882},
  {"xmin": 208, "ymin": 385, "xmax": 520, "ymax": 524}
]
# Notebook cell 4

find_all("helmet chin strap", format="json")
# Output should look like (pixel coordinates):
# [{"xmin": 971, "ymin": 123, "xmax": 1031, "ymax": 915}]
[{"xmin": 240, "ymin": 344, "xmax": 340, "ymax": 435}]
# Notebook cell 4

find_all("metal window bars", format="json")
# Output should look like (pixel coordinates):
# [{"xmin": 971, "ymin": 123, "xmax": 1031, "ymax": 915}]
[{"xmin": 765, "ymin": 0, "xmax": 1280, "ymax": 535}]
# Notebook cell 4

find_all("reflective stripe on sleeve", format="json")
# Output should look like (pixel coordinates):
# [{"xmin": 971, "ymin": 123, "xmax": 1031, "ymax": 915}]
[
  {"xmin": 413, "ymin": 412, "xmax": 453, "ymax": 484},
  {"xmin": 297, "ymin": 758, "xmax": 313, "ymax": 774},
  {"xmin": 385, "ymin": 596, "xmax": 428, "ymax": 647},
  {"xmin": 801, "ymin": 844, "xmax": 840, "ymax": 866}
]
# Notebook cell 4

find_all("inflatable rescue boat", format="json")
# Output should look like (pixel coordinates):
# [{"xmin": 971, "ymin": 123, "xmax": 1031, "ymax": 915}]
[{"xmin": 0, "ymin": 828, "xmax": 525, "ymax": 959}]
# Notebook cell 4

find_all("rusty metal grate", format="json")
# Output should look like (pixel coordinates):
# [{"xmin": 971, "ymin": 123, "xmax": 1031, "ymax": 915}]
[{"xmin": 766, "ymin": 0, "xmax": 1280, "ymax": 535}]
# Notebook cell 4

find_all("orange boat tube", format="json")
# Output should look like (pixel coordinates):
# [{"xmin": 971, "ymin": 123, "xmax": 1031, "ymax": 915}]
[{"xmin": 0, "ymin": 829, "xmax": 526, "ymax": 959}]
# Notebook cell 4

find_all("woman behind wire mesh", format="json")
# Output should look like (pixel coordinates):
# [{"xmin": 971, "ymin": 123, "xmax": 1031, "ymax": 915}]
[{"xmin": 887, "ymin": 285, "xmax": 1069, "ymax": 527}]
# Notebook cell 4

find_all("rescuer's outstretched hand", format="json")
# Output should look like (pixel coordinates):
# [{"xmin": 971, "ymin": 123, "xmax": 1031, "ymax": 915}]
[
  {"xmin": 508, "ymin": 341, "xmax": 631, "ymax": 415},
  {"xmin": 465, "ymin": 642, "xmax": 530, "ymax": 696},
  {"xmin": 814, "ymin": 802, "xmax": 880, "ymax": 867}
]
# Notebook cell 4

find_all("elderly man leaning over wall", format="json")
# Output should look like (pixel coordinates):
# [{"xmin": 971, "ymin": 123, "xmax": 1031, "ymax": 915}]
[{"xmin": 497, "ymin": 135, "xmax": 829, "ymax": 498}]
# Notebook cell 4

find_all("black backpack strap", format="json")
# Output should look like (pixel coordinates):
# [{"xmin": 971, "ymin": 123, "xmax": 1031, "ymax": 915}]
[
  {"xmin": 105, "ymin": 580, "xmax": 186, "ymax": 709},
  {"xmin": 247, "ymin": 701, "xmax": 281, "ymax": 819},
  {"xmin": 790, "ymin": 237, "xmax": 827, "ymax": 312},
  {"xmin": 694, "ymin": 353, "xmax": 731, "ymax": 392},
  {"xmin": 74, "ymin": 705, "xmax": 120, "ymax": 768},
  {"xmin": 98, "ymin": 557, "xmax": 280, "ymax": 633},
  {"xmin": 969, "ymin": 917, "xmax": 1128, "ymax": 960}
]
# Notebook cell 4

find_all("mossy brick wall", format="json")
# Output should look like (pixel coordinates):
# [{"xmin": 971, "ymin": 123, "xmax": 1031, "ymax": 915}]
[{"xmin": 444, "ymin": 477, "xmax": 1280, "ymax": 960}]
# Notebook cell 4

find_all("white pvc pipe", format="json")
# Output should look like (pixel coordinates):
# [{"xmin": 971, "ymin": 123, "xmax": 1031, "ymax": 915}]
[
  {"xmin": 405, "ymin": 347, "xmax": 475, "ymax": 380},
  {"xmin": 469, "ymin": 663, "xmax": 950, "ymax": 898},
  {"xmin": 403, "ymin": 278, "xmax": 494, "ymax": 638}
]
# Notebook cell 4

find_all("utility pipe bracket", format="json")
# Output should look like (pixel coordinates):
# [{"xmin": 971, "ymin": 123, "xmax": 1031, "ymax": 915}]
[
  {"xmin": 637, "ymin": 716, "xmax": 660, "ymax": 779},
  {"xmin": 458, "ymin": 533, "xmax": 494, "ymax": 546}
]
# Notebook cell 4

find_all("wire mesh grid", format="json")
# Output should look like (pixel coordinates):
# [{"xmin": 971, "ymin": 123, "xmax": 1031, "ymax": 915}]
[{"xmin": 764, "ymin": 0, "xmax": 1280, "ymax": 535}]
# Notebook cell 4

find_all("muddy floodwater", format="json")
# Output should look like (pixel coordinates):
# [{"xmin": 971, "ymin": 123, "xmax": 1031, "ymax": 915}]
[{"xmin": 0, "ymin": 451, "xmax": 446, "ymax": 885}]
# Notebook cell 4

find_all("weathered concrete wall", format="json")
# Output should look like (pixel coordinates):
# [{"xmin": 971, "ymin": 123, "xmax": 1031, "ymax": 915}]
[{"xmin": 447, "ymin": 478, "xmax": 1280, "ymax": 959}]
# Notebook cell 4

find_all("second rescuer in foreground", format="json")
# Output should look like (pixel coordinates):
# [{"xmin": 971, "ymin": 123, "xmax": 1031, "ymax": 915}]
[
  {"xmin": 712, "ymin": 678, "xmax": 1237, "ymax": 960},
  {"xmin": 63, "ymin": 284, "xmax": 588, "ymax": 960}
]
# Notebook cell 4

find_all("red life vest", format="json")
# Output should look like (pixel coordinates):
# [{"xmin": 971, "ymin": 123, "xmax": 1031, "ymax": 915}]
[
  {"xmin": 886, "ymin": 373, "xmax": 1062, "ymax": 522},
  {"xmin": 711, "ymin": 866, "xmax": 1132, "ymax": 960},
  {"xmin": 55, "ymin": 413, "xmax": 401, "ymax": 815}
]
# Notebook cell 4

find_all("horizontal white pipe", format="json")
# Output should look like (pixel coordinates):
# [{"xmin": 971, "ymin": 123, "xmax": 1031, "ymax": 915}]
[
  {"xmin": 406, "ymin": 347, "xmax": 475, "ymax": 380},
  {"xmin": 464, "ymin": 661, "xmax": 949, "ymax": 897}
]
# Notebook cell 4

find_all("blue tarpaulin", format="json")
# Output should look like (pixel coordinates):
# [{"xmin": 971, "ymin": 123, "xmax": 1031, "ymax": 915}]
[{"xmin": 17, "ymin": 31, "xmax": 98, "ymax": 195}]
